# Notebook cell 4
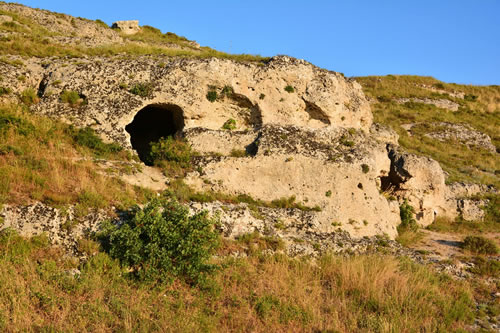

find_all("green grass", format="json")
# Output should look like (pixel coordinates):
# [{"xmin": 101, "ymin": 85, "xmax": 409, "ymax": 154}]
[
  {"xmin": 60, "ymin": 90, "xmax": 85, "ymax": 106},
  {"xmin": 396, "ymin": 230, "xmax": 425, "ymax": 247},
  {"xmin": 20, "ymin": 88, "xmax": 39, "ymax": 106},
  {"xmin": 0, "ymin": 229, "xmax": 477, "ymax": 332}
]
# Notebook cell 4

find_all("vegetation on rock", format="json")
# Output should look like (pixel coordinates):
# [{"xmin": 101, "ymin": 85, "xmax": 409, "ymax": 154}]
[{"xmin": 129, "ymin": 82, "xmax": 153, "ymax": 97}]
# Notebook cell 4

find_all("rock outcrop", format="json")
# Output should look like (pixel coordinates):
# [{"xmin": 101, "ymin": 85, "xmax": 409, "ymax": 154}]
[
  {"xmin": 0, "ymin": 47, "xmax": 491, "ymax": 242},
  {"xmin": 396, "ymin": 97, "xmax": 459, "ymax": 112},
  {"xmin": 112, "ymin": 20, "xmax": 140, "ymax": 35}
]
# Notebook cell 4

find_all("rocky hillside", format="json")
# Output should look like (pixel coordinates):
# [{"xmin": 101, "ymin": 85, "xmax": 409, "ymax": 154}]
[
  {"xmin": 0, "ymin": 2, "xmax": 498, "ymax": 254},
  {"xmin": 0, "ymin": 2, "xmax": 498, "ymax": 332}
]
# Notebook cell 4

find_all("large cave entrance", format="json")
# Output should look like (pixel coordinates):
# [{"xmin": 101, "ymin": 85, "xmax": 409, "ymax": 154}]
[{"xmin": 125, "ymin": 104, "xmax": 185, "ymax": 165}]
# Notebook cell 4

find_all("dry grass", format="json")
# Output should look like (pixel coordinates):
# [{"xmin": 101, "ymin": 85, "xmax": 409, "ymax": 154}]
[
  {"xmin": 0, "ymin": 232, "xmax": 476, "ymax": 332},
  {"xmin": 0, "ymin": 103, "xmax": 149, "ymax": 210}
]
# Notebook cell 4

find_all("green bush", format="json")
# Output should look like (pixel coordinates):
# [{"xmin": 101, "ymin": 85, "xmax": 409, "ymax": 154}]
[
  {"xmin": 206, "ymin": 90, "xmax": 217, "ymax": 102},
  {"xmin": 149, "ymin": 136, "xmax": 192, "ymax": 167},
  {"xmin": 60, "ymin": 90, "xmax": 85, "ymax": 106},
  {"xmin": 129, "ymin": 82, "xmax": 153, "ymax": 97},
  {"xmin": 20, "ymin": 88, "xmax": 39, "ymax": 106},
  {"xmin": 464, "ymin": 94, "xmax": 477, "ymax": 102},
  {"xmin": 398, "ymin": 200, "xmax": 418, "ymax": 232},
  {"xmin": 99, "ymin": 198, "xmax": 220, "ymax": 284},
  {"xmin": 361, "ymin": 164, "xmax": 370, "ymax": 173},
  {"xmin": 284, "ymin": 85, "xmax": 294, "ymax": 93},
  {"xmin": 462, "ymin": 236, "xmax": 498, "ymax": 255},
  {"xmin": 66, "ymin": 126, "xmax": 122, "ymax": 156},
  {"xmin": 222, "ymin": 118, "xmax": 236, "ymax": 130}
]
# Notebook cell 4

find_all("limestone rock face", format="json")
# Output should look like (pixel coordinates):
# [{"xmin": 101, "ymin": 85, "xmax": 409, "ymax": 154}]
[
  {"xmin": 425, "ymin": 122, "xmax": 497, "ymax": 153},
  {"xmin": 383, "ymin": 146, "xmax": 493, "ymax": 225},
  {"xmin": 383, "ymin": 145, "xmax": 450, "ymax": 226},
  {"xmin": 112, "ymin": 20, "xmax": 140, "ymax": 35},
  {"xmin": 0, "ymin": 203, "xmax": 105, "ymax": 252},
  {"xmin": 15, "ymin": 55, "xmax": 373, "ymax": 146},
  {"xmin": 186, "ymin": 125, "xmax": 401, "ymax": 238},
  {"xmin": 396, "ymin": 97, "xmax": 459, "ymax": 112}
]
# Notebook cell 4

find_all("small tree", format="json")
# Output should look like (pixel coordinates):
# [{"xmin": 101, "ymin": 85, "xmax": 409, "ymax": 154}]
[
  {"xmin": 99, "ymin": 198, "xmax": 220, "ymax": 284},
  {"xmin": 398, "ymin": 199, "xmax": 418, "ymax": 232}
]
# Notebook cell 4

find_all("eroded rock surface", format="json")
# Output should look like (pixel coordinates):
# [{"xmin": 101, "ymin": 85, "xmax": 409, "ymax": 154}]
[
  {"xmin": 0, "ymin": 203, "xmax": 106, "ymax": 252},
  {"xmin": 0, "ymin": 55, "xmax": 372, "ymax": 147},
  {"xmin": 0, "ymin": 52, "xmax": 491, "ymax": 242},
  {"xmin": 396, "ymin": 97, "xmax": 460, "ymax": 111}
]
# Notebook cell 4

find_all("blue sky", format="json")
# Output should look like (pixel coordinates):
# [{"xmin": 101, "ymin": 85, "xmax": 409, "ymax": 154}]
[{"xmin": 15, "ymin": 0, "xmax": 500, "ymax": 85}]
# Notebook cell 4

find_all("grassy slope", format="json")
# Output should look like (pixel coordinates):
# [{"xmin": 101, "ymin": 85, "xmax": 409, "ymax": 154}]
[
  {"xmin": 0, "ymin": 231, "xmax": 477, "ymax": 332},
  {"xmin": 355, "ymin": 75, "xmax": 499, "ymax": 188},
  {"xmin": 0, "ymin": 7, "xmax": 268, "ymax": 63},
  {"xmin": 0, "ymin": 103, "xmax": 151, "ymax": 211},
  {"xmin": 355, "ymin": 75, "xmax": 499, "ymax": 235}
]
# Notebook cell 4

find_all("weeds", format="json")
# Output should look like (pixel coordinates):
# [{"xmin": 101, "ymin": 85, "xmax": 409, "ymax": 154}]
[
  {"xmin": 206, "ymin": 90, "xmax": 217, "ymax": 102},
  {"xmin": 20, "ymin": 88, "xmax": 39, "ymax": 106},
  {"xmin": 222, "ymin": 118, "xmax": 236, "ymax": 130},
  {"xmin": 462, "ymin": 236, "xmax": 498, "ymax": 255},
  {"xmin": 398, "ymin": 200, "xmax": 418, "ymax": 233},
  {"xmin": 230, "ymin": 149, "xmax": 247, "ymax": 157},
  {"xmin": 60, "ymin": 90, "xmax": 86, "ymax": 106},
  {"xmin": 129, "ymin": 82, "xmax": 153, "ymax": 97},
  {"xmin": 149, "ymin": 136, "xmax": 192, "ymax": 168}
]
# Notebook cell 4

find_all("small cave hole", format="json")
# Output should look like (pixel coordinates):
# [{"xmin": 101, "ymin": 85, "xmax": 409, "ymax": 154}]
[{"xmin": 125, "ymin": 104, "xmax": 184, "ymax": 165}]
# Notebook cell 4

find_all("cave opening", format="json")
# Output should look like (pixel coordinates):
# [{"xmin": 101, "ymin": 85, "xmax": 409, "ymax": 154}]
[{"xmin": 125, "ymin": 104, "xmax": 185, "ymax": 165}]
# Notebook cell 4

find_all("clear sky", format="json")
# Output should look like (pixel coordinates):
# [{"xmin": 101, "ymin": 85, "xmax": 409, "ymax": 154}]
[{"xmin": 14, "ymin": 0, "xmax": 500, "ymax": 85}]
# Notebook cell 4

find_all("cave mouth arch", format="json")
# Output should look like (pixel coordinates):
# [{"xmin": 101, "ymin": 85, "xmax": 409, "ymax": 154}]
[{"xmin": 125, "ymin": 104, "xmax": 185, "ymax": 165}]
